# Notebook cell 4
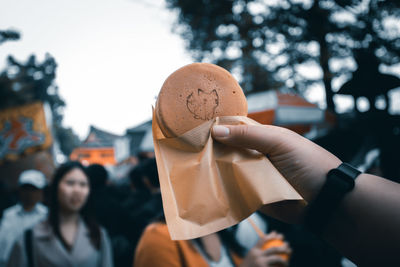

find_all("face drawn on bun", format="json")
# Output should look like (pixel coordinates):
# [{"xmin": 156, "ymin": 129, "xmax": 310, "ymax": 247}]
[
  {"xmin": 187, "ymin": 88, "xmax": 219, "ymax": 121},
  {"xmin": 155, "ymin": 63, "xmax": 248, "ymax": 137}
]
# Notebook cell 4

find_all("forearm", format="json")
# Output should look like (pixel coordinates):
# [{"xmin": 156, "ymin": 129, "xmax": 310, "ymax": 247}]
[
  {"xmin": 322, "ymin": 174, "xmax": 400, "ymax": 266},
  {"xmin": 211, "ymin": 124, "xmax": 400, "ymax": 264}
]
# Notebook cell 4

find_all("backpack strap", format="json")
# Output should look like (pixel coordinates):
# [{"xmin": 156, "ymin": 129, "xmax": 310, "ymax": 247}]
[{"xmin": 24, "ymin": 229, "xmax": 34, "ymax": 267}]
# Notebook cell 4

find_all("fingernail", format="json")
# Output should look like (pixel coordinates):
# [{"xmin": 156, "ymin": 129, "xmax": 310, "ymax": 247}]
[{"xmin": 212, "ymin": 125, "xmax": 230, "ymax": 137}]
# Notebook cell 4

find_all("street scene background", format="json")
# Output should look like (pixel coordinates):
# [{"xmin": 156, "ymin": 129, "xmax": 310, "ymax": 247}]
[{"xmin": 0, "ymin": 0, "xmax": 399, "ymax": 266}]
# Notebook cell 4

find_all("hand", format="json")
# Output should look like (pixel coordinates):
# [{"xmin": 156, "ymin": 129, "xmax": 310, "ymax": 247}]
[
  {"xmin": 212, "ymin": 124, "xmax": 342, "ymax": 222},
  {"xmin": 240, "ymin": 231, "xmax": 291, "ymax": 267}
]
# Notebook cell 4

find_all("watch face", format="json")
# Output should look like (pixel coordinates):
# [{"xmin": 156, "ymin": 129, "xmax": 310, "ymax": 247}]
[
  {"xmin": 337, "ymin": 163, "xmax": 361, "ymax": 180},
  {"xmin": 328, "ymin": 168, "xmax": 355, "ymax": 192}
]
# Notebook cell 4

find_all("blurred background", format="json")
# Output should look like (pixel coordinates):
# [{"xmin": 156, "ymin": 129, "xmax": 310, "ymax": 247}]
[{"xmin": 0, "ymin": 0, "xmax": 399, "ymax": 266}]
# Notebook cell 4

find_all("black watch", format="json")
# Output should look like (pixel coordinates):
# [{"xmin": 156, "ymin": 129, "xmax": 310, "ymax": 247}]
[{"xmin": 304, "ymin": 163, "xmax": 361, "ymax": 234}]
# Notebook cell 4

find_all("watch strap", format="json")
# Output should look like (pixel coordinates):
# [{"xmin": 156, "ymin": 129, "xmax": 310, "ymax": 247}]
[{"xmin": 304, "ymin": 163, "xmax": 361, "ymax": 234}]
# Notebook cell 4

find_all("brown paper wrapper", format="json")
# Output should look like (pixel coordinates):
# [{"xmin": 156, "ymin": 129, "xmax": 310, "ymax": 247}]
[{"xmin": 152, "ymin": 112, "xmax": 303, "ymax": 240}]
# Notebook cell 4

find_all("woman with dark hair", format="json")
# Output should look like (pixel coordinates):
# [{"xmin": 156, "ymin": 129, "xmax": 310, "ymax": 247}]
[{"xmin": 7, "ymin": 161, "xmax": 113, "ymax": 267}]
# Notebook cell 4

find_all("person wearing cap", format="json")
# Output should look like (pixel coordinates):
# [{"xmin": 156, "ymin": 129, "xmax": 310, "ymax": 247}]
[{"xmin": 0, "ymin": 170, "xmax": 48, "ymax": 266}]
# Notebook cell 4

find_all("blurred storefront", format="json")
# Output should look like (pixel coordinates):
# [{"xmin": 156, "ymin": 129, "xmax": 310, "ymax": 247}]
[
  {"xmin": 247, "ymin": 90, "xmax": 336, "ymax": 138},
  {"xmin": 70, "ymin": 126, "xmax": 129, "ymax": 166}
]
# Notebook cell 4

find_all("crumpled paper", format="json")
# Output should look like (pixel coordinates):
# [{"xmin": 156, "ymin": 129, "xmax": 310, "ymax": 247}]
[{"xmin": 152, "ymin": 112, "xmax": 303, "ymax": 240}]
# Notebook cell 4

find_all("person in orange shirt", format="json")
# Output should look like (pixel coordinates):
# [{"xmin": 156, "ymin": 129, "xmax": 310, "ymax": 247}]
[
  {"xmin": 133, "ymin": 155, "xmax": 291, "ymax": 267},
  {"xmin": 134, "ymin": 221, "xmax": 291, "ymax": 267}
]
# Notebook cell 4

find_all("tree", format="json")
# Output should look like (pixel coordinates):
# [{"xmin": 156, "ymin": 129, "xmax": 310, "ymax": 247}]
[
  {"xmin": 0, "ymin": 41, "xmax": 80, "ymax": 156},
  {"xmin": 0, "ymin": 29, "xmax": 20, "ymax": 45},
  {"xmin": 165, "ymin": 0, "xmax": 400, "ymax": 111}
]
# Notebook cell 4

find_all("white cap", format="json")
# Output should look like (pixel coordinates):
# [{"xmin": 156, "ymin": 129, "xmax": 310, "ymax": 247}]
[{"xmin": 18, "ymin": 170, "xmax": 47, "ymax": 189}]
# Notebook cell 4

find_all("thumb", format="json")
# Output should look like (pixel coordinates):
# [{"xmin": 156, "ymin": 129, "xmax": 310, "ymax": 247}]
[{"xmin": 211, "ymin": 124, "xmax": 296, "ymax": 156}]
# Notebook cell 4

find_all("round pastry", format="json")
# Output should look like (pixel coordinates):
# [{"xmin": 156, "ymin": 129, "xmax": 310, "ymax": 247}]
[{"xmin": 155, "ymin": 63, "xmax": 248, "ymax": 137}]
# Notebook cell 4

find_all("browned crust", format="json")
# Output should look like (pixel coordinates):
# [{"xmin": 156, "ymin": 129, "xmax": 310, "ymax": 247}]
[{"xmin": 155, "ymin": 63, "xmax": 247, "ymax": 137}]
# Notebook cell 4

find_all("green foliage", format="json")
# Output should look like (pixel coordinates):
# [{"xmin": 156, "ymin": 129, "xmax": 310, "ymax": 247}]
[
  {"xmin": 0, "ymin": 29, "xmax": 20, "ymax": 45},
  {"xmin": 54, "ymin": 124, "xmax": 80, "ymax": 156},
  {"xmin": 0, "ymin": 54, "xmax": 63, "ymax": 113},
  {"xmin": 166, "ymin": 0, "xmax": 400, "ymax": 109},
  {"xmin": 0, "ymin": 33, "xmax": 80, "ymax": 156}
]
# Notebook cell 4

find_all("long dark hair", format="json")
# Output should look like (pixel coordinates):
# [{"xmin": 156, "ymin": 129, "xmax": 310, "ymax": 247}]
[{"xmin": 48, "ymin": 161, "xmax": 101, "ymax": 250}]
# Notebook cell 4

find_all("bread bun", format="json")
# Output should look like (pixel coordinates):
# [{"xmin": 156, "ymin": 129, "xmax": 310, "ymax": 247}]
[{"xmin": 155, "ymin": 63, "xmax": 247, "ymax": 137}]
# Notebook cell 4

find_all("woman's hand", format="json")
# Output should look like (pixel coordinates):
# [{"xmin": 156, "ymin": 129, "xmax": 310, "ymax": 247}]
[
  {"xmin": 240, "ymin": 231, "xmax": 291, "ymax": 267},
  {"xmin": 212, "ymin": 124, "xmax": 342, "ymax": 222}
]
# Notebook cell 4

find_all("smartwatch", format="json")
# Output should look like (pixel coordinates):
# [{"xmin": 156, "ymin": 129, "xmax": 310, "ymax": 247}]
[{"xmin": 304, "ymin": 162, "xmax": 361, "ymax": 234}]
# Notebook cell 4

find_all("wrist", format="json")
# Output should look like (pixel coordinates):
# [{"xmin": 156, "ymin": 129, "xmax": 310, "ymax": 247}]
[
  {"xmin": 301, "ymin": 159, "xmax": 342, "ymax": 203},
  {"xmin": 303, "ymin": 163, "xmax": 361, "ymax": 234}
]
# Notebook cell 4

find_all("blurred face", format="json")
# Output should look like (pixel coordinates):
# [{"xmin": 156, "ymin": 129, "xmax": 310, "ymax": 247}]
[
  {"xmin": 19, "ymin": 185, "xmax": 43, "ymax": 210},
  {"xmin": 58, "ymin": 168, "xmax": 90, "ymax": 213}
]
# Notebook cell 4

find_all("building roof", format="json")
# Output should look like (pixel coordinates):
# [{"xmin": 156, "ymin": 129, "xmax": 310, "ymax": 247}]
[
  {"xmin": 126, "ymin": 120, "xmax": 152, "ymax": 133},
  {"xmin": 81, "ymin": 125, "xmax": 121, "ymax": 148}
]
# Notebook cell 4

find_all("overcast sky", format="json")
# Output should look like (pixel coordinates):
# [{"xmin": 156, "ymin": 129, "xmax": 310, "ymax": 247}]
[
  {"xmin": 0, "ymin": 0, "xmax": 192, "ymax": 138},
  {"xmin": 1, "ymin": 0, "xmax": 399, "ymax": 139}
]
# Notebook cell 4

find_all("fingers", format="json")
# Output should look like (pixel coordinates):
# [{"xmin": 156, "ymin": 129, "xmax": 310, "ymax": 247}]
[
  {"xmin": 263, "ymin": 231, "xmax": 284, "ymax": 241},
  {"xmin": 254, "ymin": 231, "xmax": 281, "ymax": 248},
  {"xmin": 263, "ymin": 255, "xmax": 289, "ymax": 266},
  {"xmin": 262, "ymin": 232, "xmax": 291, "ymax": 256},
  {"xmin": 255, "ymin": 235, "xmax": 268, "ymax": 248},
  {"xmin": 262, "ymin": 243, "xmax": 291, "ymax": 256},
  {"xmin": 256, "ymin": 232, "xmax": 292, "ymax": 255},
  {"xmin": 243, "ymin": 253, "xmax": 289, "ymax": 267},
  {"xmin": 212, "ymin": 124, "xmax": 297, "ymax": 156},
  {"xmin": 245, "ymin": 233, "xmax": 291, "ymax": 267}
]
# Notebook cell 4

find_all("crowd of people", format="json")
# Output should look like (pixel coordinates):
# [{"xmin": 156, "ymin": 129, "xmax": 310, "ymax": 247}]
[
  {"xmin": 0, "ymin": 123, "xmax": 399, "ymax": 266},
  {"xmin": 0, "ymin": 156, "xmax": 162, "ymax": 267},
  {"xmin": 0, "ymin": 159, "xmax": 343, "ymax": 267}
]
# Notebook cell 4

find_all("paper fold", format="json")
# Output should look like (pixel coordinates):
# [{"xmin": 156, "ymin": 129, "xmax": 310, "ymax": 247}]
[{"xmin": 152, "ymin": 112, "xmax": 303, "ymax": 240}]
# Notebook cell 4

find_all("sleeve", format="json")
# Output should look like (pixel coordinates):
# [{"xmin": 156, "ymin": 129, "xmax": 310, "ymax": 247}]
[
  {"xmin": 133, "ymin": 223, "xmax": 181, "ymax": 267},
  {"xmin": 6, "ymin": 238, "xmax": 27, "ymax": 267},
  {"xmin": 100, "ymin": 228, "xmax": 114, "ymax": 267}
]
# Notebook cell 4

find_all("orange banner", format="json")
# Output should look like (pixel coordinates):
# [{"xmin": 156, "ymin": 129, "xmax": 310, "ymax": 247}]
[{"xmin": 0, "ymin": 102, "xmax": 52, "ymax": 160}]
